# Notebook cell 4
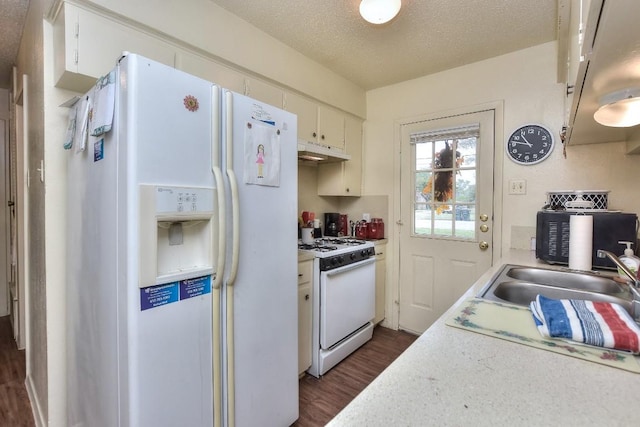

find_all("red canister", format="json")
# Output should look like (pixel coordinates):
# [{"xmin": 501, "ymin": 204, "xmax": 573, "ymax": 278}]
[
  {"xmin": 355, "ymin": 221, "xmax": 368, "ymax": 239},
  {"xmin": 367, "ymin": 218, "xmax": 384, "ymax": 239},
  {"xmin": 339, "ymin": 214, "xmax": 348, "ymax": 236}
]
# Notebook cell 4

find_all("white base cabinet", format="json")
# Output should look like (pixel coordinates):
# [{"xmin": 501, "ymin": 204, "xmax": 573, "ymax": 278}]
[
  {"xmin": 297, "ymin": 259, "xmax": 313, "ymax": 375},
  {"xmin": 374, "ymin": 242, "xmax": 386, "ymax": 324}
]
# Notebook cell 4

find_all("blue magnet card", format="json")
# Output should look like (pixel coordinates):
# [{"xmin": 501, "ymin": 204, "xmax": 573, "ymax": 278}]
[
  {"xmin": 140, "ymin": 275, "xmax": 212, "ymax": 311},
  {"xmin": 179, "ymin": 275, "xmax": 212, "ymax": 300},
  {"xmin": 94, "ymin": 138, "xmax": 104, "ymax": 161}
]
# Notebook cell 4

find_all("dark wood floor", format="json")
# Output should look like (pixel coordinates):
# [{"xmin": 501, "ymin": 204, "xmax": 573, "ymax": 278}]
[
  {"xmin": 294, "ymin": 326, "xmax": 418, "ymax": 427},
  {"xmin": 0, "ymin": 316, "xmax": 34, "ymax": 426}
]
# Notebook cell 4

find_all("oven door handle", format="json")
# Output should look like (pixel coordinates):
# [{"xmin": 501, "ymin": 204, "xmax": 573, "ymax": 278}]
[{"xmin": 324, "ymin": 257, "xmax": 375, "ymax": 276}]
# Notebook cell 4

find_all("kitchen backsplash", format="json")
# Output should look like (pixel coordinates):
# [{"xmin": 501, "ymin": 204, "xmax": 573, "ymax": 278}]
[{"xmin": 298, "ymin": 163, "xmax": 388, "ymax": 233}]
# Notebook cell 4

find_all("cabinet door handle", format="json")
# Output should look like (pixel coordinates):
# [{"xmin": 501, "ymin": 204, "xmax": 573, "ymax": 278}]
[
  {"xmin": 305, "ymin": 294, "xmax": 310, "ymax": 300},
  {"xmin": 298, "ymin": 273, "xmax": 303, "ymax": 277},
  {"xmin": 312, "ymin": 132, "xmax": 317, "ymax": 138}
]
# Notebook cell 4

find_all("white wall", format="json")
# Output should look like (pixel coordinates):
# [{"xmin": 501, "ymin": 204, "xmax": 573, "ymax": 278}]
[{"xmin": 365, "ymin": 41, "xmax": 640, "ymax": 316}]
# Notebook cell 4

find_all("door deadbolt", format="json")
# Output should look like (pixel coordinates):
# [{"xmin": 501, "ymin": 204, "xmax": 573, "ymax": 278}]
[
  {"xmin": 480, "ymin": 224, "xmax": 489, "ymax": 232},
  {"xmin": 479, "ymin": 214, "xmax": 489, "ymax": 222},
  {"xmin": 479, "ymin": 241, "xmax": 489, "ymax": 250}
]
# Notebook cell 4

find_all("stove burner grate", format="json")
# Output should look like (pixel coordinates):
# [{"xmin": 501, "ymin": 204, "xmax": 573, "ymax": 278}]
[
  {"xmin": 298, "ymin": 243, "xmax": 338, "ymax": 252},
  {"xmin": 314, "ymin": 238, "xmax": 367, "ymax": 246}
]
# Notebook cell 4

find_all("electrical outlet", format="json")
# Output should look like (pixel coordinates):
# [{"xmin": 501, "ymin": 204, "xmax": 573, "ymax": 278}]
[
  {"xmin": 363, "ymin": 213, "xmax": 371, "ymax": 222},
  {"xmin": 508, "ymin": 179, "xmax": 526, "ymax": 195}
]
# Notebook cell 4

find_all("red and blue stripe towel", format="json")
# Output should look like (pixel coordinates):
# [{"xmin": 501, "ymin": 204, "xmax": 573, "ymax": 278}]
[{"xmin": 530, "ymin": 294, "xmax": 640, "ymax": 354}]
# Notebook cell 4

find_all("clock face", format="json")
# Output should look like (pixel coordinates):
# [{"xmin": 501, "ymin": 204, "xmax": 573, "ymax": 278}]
[{"xmin": 506, "ymin": 124, "xmax": 554, "ymax": 165}]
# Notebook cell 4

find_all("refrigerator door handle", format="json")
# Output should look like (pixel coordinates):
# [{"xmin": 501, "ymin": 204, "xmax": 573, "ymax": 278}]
[
  {"xmin": 211, "ymin": 85, "xmax": 224, "ymax": 427},
  {"xmin": 226, "ymin": 169, "xmax": 240, "ymax": 286},
  {"xmin": 224, "ymin": 89, "xmax": 240, "ymax": 427},
  {"xmin": 225, "ymin": 91, "xmax": 240, "ymax": 287},
  {"xmin": 211, "ymin": 86, "xmax": 226, "ymax": 291},
  {"xmin": 212, "ymin": 166, "xmax": 226, "ymax": 290}
]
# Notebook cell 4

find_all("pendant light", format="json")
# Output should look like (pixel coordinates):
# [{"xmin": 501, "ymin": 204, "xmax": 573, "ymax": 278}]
[
  {"xmin": 359, "ymin": 0, "xmax": 401, "ymax": 24},
  {"xmin": 593, "ymin": 88, "xmax": 640, "ymax": 127}
]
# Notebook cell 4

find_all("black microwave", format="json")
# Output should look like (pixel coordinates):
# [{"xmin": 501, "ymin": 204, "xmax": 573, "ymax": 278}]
[{"xmin": 536, "ymin": 211, "xmax": 639, "ymax": 270}]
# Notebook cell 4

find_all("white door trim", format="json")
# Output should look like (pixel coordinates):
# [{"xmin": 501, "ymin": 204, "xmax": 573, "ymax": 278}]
[{"xmin": 386, "ymin": 101, "xmax": 504, "ymax": 330}]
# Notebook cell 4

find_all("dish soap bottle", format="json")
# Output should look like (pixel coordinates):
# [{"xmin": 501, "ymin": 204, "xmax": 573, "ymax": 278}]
[{"xmin": 617, "ymin": 241, "xmax": 640, "ymax": 280}]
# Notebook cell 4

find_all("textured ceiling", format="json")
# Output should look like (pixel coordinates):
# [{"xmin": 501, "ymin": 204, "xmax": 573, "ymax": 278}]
[
  {"xmin": 0, "ymin": 0, "xmax": 29, "ymax": 89},
  {"xmin": 210, "ymin": 0, "xmax": 559, "ymax": 90}
]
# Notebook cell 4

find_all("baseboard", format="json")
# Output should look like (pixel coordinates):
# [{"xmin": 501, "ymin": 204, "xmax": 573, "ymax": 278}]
[{"xmin": 25, "ymin": 374, "xmax": 46, "ymax": 427}]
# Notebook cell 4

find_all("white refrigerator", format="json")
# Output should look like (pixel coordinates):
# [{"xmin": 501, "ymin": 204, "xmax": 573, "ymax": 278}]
[{"xmin": 65, "ymin": 53, "xmax": 298, "ymax": 427}]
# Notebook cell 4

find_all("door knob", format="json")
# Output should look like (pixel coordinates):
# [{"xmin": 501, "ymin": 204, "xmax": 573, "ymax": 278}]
[
  {"xmin": 479, "ymin": 214, "xmax": 489, "ymax": 222},
  {"xmin": 479, "ymin": 241, "xmax": 489, "ymax": 250},
  {"xmin": 480, "ymin": 224, "xmax": 489, "ymax": 232}
]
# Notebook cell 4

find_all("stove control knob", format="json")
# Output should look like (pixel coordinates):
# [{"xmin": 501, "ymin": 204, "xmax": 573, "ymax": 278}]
[
  {"xmin": 361, "ymin": 249, "xmax": 368, "ymax": 257},
  {"xmin": 350, "ymin": 253, "xmax": 357, "ymax": 260},
  {"xmin": 331, "ymin": 258, "xmax": 338, "ymax": 266},
  {"xmin": 338, "ymin": 256, "xmax": 345, "ymax": 264}
]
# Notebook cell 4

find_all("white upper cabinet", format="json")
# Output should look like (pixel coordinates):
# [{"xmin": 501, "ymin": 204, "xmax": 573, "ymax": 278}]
[
  {"xmin": 174, "ymin": 50, "xmax": 244, "ymax": 93},
  {"xmin": 285, "ymin": 92, "xmax": 319, "ymax": 144},
  {"xmin": 317, "ymin": 115, "xmax": 362, "ymax": 196},
  {"xmin": 52, "ymin": 3, "xmax": 175, "ymax": 93},
  {"xmin": 244, "ymin": 77, "xmax": 284, "ymax": 108},
  {"xmin": 317, "ymin": 105, "xmax": 345, "ymax": 151},
  {"xmin": 565, "ymin": 0, "xmax": 640, "ymax": 150},
  {"xmin": 285, "ymin": 92, "xmax": 345, "ymax": 151}
]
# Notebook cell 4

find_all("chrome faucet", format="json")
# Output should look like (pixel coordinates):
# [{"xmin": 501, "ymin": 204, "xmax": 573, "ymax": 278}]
[
  {"xmin": 597, "ymin": 249, "xmax": 640, "ymax": 288},
  {"xmin": 596, "ymin": 250, "xmax": 640, "ymax": 322}
]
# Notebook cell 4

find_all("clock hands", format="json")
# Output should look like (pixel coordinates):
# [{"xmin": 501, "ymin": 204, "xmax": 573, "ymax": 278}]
[
  {"xmin": 519, "ymin": 131, "xmax": 533, "ymax": 147},
  {"xmin": 510, "ymin": 139, "xmax": 532, "ymax": 147}
]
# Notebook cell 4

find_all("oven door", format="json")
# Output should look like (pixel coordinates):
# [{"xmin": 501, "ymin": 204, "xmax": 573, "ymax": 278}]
[{"xmin": 320, "ymin": 258, "xmax": 375, "ymax": 350}]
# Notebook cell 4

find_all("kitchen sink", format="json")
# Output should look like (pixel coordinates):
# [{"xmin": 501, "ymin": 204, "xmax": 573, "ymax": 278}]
[
  {"xmin": 505, "ymin": 266, "xmax": 623, "ymax": 293},
  {"xmin": 477, "ymin": 264, "xmax": 638, "ymax": 318}
]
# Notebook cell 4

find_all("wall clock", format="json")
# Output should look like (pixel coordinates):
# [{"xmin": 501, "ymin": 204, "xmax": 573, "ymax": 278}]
[{"xmin": 506, "ymin": 124, "xmax": 554, "ymax": 165}]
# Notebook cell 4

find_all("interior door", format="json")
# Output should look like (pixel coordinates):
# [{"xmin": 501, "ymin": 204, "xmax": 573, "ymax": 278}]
[
  {"xmin": 12, "ymin": 75, "xmax": 28, "ymax": 350},
  {"xmin": 0, "ymin": 118, "xmax": 7, "ymax": 317},
  {"xmin": 398, "ymin": 110, "xmax": 495, "ymax": 334}
]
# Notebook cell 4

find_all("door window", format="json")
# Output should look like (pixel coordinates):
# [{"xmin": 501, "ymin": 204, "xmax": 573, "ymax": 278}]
[{"xmin": 411, "ymin": 125, "xmax": 479, "ymax": 240}]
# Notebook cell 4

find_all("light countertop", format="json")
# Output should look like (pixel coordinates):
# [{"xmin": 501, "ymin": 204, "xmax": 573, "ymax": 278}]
[{"xmin": 328, "ymin": 250, "xmax": 640, "ymax": 426}]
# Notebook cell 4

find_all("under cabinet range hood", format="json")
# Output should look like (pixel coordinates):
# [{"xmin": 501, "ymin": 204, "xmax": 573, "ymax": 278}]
[{"xmin": 297, "ymin": 140, "xmax": 351, "ymax": 162}]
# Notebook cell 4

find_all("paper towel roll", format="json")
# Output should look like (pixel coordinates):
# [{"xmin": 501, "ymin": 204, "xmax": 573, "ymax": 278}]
[{"xmin": 569, "ymin": 215, "xmax": 593, "ymax": 271}]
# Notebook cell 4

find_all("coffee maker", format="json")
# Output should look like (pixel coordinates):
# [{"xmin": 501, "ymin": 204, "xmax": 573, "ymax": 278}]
[{"xmin": 324, "ymin": 212, "xmax": 340, "ymax": 237}]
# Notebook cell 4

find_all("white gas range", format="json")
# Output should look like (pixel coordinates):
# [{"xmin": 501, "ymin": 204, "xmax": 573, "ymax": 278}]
[{"xmin": 298, "ymin": 237, "xmax": 376, "ymax": 377}]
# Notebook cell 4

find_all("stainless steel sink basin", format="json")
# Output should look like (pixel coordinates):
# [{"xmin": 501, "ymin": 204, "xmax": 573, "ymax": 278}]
[
  {"xmin": 488, "ymin": 281, "xmax": 634, "ymax": 313},
  {"xmin": 477, "ymin": 264, "xmax": 637, "ymax": 317},
  {"xmin": 505, "ymin": 267, "xmax": 622, "ymax": 293}
]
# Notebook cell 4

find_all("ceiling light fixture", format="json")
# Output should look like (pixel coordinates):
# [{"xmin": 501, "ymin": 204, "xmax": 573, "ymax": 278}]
[
  {"xmin": 359, "ymin": 0, "xmax": 401, "ymax": 24},
  {"xmin": 593, "ymin": 88, "xmax": 640, "ymax": 127}
]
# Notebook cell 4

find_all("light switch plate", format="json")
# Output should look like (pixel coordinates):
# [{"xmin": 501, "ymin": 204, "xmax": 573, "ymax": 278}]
[{"xmin": 508, "ymin": 179, "xmax": 526, "ymax": 195}]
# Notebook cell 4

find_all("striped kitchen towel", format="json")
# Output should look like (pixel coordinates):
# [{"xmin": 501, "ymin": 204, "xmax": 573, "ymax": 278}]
[{"xmin": 530, "ymin": 294, "xmax": 640, "ymax": 354}]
